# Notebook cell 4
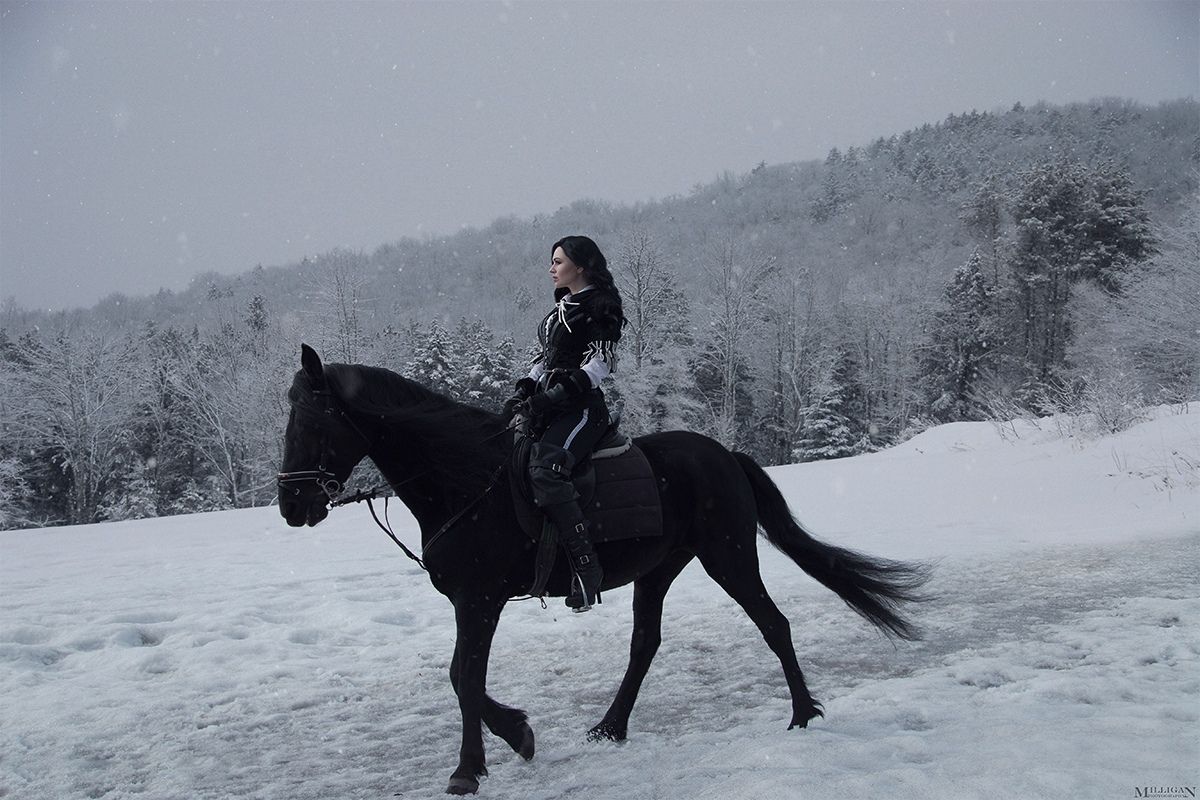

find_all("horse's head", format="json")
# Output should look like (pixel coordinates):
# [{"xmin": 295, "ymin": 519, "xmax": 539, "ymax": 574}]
[{"xmin": 278, "ymin": 344, "xmax": 372, "ymax": 527}]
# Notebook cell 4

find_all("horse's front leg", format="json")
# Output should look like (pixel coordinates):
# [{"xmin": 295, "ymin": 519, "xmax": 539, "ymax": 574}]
[
  {"xmin": 446, "ymin": 594, "xmax": 504, "ymax": 795},
  {"xmin": 450, "ymin": 648, "xmax": 535, "ymax": 761}
]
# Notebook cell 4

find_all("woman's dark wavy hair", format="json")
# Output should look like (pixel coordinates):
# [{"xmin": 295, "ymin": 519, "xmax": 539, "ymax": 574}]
[{"xmin": 553, "ymin": 235, "xmax": 627, "ymax": 326}]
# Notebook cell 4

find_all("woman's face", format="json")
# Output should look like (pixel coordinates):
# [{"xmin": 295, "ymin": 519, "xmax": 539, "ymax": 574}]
[{"xmin": 549, "ymin": 246, "xmax": 587, "ymax": 293}]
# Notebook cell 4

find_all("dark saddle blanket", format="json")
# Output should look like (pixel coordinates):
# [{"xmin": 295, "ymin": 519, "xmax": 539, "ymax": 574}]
[{"xmin": 510, "ymin": 428, "xmax": 663, "ymax": 544}]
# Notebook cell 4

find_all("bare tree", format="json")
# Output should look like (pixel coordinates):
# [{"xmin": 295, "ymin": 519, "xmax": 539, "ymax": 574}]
[
  {"xmin": 168, "ymin": 328, "xmax": 288, "ymax": 508},
  {"xmin": 4, "ymin": 330, "xmax": 137, "ymax": 524},
  {"xmin": 307, "ymin": 248, "xmax": 371, "ymax": 364},
  {"xmin": 614, "ymin": 229, "xmax": 673, "ymax": 371},
  {"xmin": 1070, "ymin": 189, "xmax": 1200, "ymax": 404},
  {"xmin": 697, "ymin": 238, "xmax": 779, "ymax": 447}
]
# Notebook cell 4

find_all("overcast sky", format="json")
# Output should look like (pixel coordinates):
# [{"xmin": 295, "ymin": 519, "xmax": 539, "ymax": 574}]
[{"xmin": 1, "ymin": 1, "xmax": 1196, "ymax": 311}]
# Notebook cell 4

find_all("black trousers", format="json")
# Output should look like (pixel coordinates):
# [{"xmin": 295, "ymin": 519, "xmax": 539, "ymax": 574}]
[
  {"xmin": 538, "ymin": 390, "xmax": 610, "ymax": 460},
  {"xmin": 528, "ymin": 390, "xmax": 610, "ymax": 510}
]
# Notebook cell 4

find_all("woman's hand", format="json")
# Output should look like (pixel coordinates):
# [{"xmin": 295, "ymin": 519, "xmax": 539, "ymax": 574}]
[
  {"xmin": 503, "ymin": 378, "xmax": 539, "ymax": 419},
  {"xmin": 521, "ymin": 383, "xmax": 568, "ymax": 416}
]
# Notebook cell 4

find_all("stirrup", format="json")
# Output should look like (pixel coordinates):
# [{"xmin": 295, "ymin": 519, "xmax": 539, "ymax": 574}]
[{"xmin": 566, "ymin": 568, "xmax": 602, "ymax": 612}]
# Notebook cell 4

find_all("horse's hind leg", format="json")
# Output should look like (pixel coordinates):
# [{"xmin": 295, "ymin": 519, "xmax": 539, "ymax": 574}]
[
  {"xmin": 695, "ymin": 543, "xmax": 824, "ymax": 730},
  {"xmin": 589, "ymin": 549, "xmax": 694, "ymax": 742}
]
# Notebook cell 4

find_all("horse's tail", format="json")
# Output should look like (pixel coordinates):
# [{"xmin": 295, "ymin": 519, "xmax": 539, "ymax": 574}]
[{"xmin": 732, "ymin": 451, "xmax": 932, "ymax": 641}]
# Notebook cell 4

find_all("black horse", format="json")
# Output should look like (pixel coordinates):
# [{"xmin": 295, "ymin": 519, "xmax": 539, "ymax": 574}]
[{"xmin": 278, "ymin": 345, "xmax": 930, "ymax": 795}]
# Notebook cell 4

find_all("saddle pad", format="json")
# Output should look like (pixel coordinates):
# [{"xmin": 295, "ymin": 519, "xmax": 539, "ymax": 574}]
[
  {"xmin": 586, "ymin": 444, "xmax": 662, "ymax": 543},
  {"xmin": 511, "ymin": 440, "xmax": 663, "ymax": 544}
]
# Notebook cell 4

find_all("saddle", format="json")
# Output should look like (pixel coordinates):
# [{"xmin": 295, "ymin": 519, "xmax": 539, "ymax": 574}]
[{"xmin": 509, "ymin": 423, "xmax": 663, "ymax": 598}]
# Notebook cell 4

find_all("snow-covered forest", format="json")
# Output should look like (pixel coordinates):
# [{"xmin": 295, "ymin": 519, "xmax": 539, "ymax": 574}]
[{"xmin": 1, "ymin": 98, "xmax": 1197, "ymax": 529}]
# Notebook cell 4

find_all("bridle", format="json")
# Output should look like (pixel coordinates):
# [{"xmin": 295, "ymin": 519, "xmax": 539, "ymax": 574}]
[
  {"xmin": 276, "ymin": 386, "xmax": 375, "ymax": 504},
  {"xmin": 276, "ymin": 382, "xmax": 514, "ymax": 574}
]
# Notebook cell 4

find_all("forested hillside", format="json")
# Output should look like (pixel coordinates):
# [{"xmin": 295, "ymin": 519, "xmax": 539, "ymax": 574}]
[{"xmin": 2, "ymin": 98, "xmax": 1196, "ymax": 528}]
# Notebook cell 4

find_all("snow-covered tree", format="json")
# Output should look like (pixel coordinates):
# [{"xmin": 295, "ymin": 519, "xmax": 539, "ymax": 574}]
[
  {"xmin": 0, "ymin": 456, "xmax": 33, "ymax": 529},
  {"xmin": 611, "ymin": 342, "xmax": 704, "ymax": 437},
  {"xmin": 1007, "ymin": 160, "xmax": 1154, "ymax": 385},
  {"xmin": 1069, "ymin": 190, "xmax": 1200, "ymax": 404},
  {"xmin": 794, "ymin": 349, "xmax": 869, "ymax": 462},
  {"xmin": 407, "ymin": 319, "xmax": 460, "ymax": 398},
  {"xmin": 960, "ymin": 177, "xmax": 1008, "ymax": 292},
  {"xmin": 168, "ymin": 325, "xmax": 286, "ymax": 509},
  {"xmin": 610, "ymin": 231, "xmax": 700, "ymax": 436},
  {"xmin": 4, "ymin": 330, "xmax": 138, "ymax": 524},
  {"xmin": 308, "ymin": 248, "xmax": 370, "ymax": 364},
  {"xmin": 452, "ymin": 318, "xmax": 513, "ymax": 410},
  {"xmin": 921, "ymin": 251, "xmax": 1001, "ymax": 421},
  {"xmin": 99, "ymin": 461, "xmax": 159, "ymax": 521},
  {"xmin": 167, "ymin": 475, "xmax": 232, "ymax": 515},
  {"xmin": 695, "ymin": 239, "xmax": 778, "ymax": 448},
  {"xmin": 614, "ymin": 229, "xmax": 675, "ymax": 371}
]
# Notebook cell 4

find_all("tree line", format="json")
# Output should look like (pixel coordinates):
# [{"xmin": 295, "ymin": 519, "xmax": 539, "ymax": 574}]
[{"xmin": 1, "ymin": 100, "xmax": 1195, "ymax": 529}]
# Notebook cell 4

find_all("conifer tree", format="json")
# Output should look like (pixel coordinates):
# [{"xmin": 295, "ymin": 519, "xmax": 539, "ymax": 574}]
[
  {"xmin": 1007, "ymin": 160, "xmax": 1154, "ymax": 385},
  {"xmin": 452, "ymin": 317, "xmax": 512, "ymax": 410},
  {"xmin": 794, "ymin": 349, "xmax": 867, "ymax": 462},
  {"xmin": 100, "ymin": 462, "xmax": 159, "ymax": 521},
  {"xmin": 407, "ymin": 319, "xmax": 459, "ymax": 398},
  {"xmin": 920, "ymin": 251, "xmax": 1000, "ymax": 421},
  {"xmin": 794, "ymin": 392, "xmax": 858, "ymax": 462}
]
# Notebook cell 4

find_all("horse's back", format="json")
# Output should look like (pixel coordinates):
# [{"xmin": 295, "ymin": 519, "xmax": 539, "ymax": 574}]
[
  {"xmin": 632, "ymin": 430, "xmax": 757, "ymax": 515},
  {"xmin": 633, "ymin": 429, "xmax": 743, "ymax": 466}
]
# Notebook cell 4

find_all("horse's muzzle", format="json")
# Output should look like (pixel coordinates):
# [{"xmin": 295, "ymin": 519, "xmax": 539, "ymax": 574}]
[
  {"xmin": 278, "ymin": 470, "xmax": 339, "ymax": 527},
  {"xmin": 279, "ymin": 494, "xmax": 329, "ymax": 527}
]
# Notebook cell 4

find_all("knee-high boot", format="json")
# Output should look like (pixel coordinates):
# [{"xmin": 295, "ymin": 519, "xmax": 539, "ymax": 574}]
[{"xmin": 543, "ymin": 501, "xmax": 603, "ymax": 611}]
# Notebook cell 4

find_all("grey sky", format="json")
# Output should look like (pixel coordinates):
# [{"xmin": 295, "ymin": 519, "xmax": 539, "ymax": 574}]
[{"xmin": 1, "ymin": 1, "xmax": 1196, "ymax": 312}]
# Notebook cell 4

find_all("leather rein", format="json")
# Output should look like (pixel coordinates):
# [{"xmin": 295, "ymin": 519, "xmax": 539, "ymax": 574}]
[{"xmin": 276, "ymin": 386, "xmax": 511, "ymax": 573}]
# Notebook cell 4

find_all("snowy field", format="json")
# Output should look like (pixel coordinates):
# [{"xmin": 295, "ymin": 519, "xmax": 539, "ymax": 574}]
[{"xmin": 2, "ymin": 407, "xmax": 1197, "ymax": 800}]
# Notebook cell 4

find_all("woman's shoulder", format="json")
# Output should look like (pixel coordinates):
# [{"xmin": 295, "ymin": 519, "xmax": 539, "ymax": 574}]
[{"xmin": 582, "ymin": 289, "xmax": 622, "ymax": 328}]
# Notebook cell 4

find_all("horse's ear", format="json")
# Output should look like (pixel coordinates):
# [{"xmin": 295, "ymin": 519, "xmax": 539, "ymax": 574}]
[{"xmin": 300, "ymin": 343, "xmax": 326, "ymax": 388}]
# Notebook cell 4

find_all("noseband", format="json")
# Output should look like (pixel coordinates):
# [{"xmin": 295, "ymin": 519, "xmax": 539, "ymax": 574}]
[{"xmin": 277, "ymin": 387, "xmax": 373, "ymax": 503}]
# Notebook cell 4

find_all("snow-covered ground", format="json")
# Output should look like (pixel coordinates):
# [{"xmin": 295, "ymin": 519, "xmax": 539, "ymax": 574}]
[{"xmin": 2, "ymin": 406, "xmax": 1197, "ymax": 799}]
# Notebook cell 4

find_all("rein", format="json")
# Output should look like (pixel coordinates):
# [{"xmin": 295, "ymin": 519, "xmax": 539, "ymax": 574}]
[
  {"xmin": 279, "ymin": 385, "xmax": 514, "ymax": 573},
  {"xmin": 330, "ymin": 461, "xmax": 507, "ymax": 573}
]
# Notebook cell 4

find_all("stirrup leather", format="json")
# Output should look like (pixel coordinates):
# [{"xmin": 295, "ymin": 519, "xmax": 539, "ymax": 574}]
[{"xmin": 565, "ymin": 522, "xmax": 603, "ymax": 612}]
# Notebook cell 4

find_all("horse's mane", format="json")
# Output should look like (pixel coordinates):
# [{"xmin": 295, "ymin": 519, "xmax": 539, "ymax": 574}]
[{"xmin": 320, "ymin": 363, "xmax": 509, "ymax": 489}]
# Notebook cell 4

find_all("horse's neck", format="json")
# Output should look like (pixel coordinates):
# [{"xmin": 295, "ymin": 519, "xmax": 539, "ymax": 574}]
[{"xmin": 368, "ymin": 426, "xmax": 485, "ymax": 539}]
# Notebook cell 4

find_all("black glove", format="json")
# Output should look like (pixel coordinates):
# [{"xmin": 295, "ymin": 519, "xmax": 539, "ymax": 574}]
[
  {"xmin": 554, "ymin": 369, "xmax": 591, "ymax": 394},
  {"xmin": 522, "ymin": 383, "xmax": 568, "ymax": 416},
  {"xmin": 513, "ymin": 377, "xmax": 537, "ymax": 399},
  {"xmin": 503, "ymin": 378, "xmax": 538, "ymax": 419}
]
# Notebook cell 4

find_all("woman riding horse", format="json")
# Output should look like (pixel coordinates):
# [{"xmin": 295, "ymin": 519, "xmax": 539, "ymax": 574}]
[{"xmin": 505, "ymin": 235, "xmax": 625, "ymax": 612}]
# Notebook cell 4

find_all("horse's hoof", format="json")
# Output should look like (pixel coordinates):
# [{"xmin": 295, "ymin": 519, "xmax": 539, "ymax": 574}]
[
  {"xmin": 446, "ymin": 777, "xmax": 479, "ymax": 795},
  {"xmin": 788, "ymin": 703, "xmax": 825, "ymax": 730},
  {"xmin": 587, "ymin": 721, "xmax": 626, "ymax": 742},
  {"xmin": 517, "ymin": 722, "xmax": 535, "ymax": 760}
]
